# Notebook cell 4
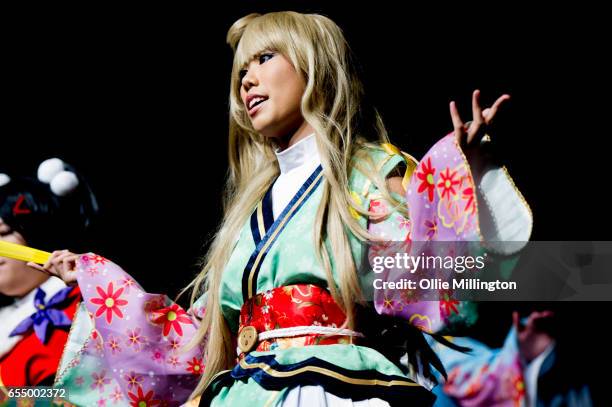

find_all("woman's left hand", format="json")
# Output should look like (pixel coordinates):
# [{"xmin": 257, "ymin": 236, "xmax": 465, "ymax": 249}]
[
  {"xmin": 27, "ymin": 250, "xmax": 80, "ymax": 285},
  {"xmin": 450, "ymin": 90, "xmax": 510, "ymax": 172}
]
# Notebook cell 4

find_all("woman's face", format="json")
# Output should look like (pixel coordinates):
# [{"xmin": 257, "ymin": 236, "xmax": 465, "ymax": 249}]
[
  {"xmin": 0, "ymin": 218, "xmax": 48, "ymax": 297},
  {"xmin": 239, "ymin": 51, "xmax": 306, "ymax": 139}
]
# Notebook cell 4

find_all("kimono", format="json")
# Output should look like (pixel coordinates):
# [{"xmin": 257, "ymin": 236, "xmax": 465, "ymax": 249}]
[
  {"xmin": 427, "ymin": 327, "xmax": 594, "ymax": 407},
  {"xmin": 0, "ymin": 277, "xmax": 80, "ymax": 404},
  {"xmin": 51, "ymin": 133, "xmax": 532, "ymax": 406}
]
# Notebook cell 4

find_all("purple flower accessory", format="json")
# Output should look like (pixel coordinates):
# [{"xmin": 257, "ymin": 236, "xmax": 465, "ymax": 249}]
[{"xmin": 9, "ymin": 286, "xmax": 73, "ymax": 343}]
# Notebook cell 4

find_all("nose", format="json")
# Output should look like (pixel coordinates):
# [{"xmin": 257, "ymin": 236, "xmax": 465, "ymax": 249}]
[
  {"xmin": 241, "ymin": 63, "xmax": 259, "ymax": 93},
  {"xmin": 241, "ymin": 73, "xmax": 256, "ymax": 93}
]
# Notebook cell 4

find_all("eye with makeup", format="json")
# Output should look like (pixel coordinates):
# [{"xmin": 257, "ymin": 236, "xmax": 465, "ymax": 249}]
[
  {"xmin": 238, "ymin": 52, "xmax": 276, "ymax": 83},
  {"xmin": 258, "ymin": 52, "xmax": 274, "ymax": 64}
]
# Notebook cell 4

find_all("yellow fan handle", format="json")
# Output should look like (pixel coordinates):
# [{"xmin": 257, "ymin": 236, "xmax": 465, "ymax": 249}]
[{"xmin": 0, "ymin": 240, "xmax": 51, "ymax": 265}]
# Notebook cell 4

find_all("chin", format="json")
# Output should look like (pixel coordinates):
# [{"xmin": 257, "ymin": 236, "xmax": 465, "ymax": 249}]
[
  {"xmin": 253, "ymin": 125, "xmax": 279, "ymax": 139},
  {"xmin": 250, "ymin": 118, "xmax": 270, "ymax": 134}
]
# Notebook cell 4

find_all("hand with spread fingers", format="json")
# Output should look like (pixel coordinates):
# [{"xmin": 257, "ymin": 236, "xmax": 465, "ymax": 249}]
[
  {"xmin": 450, "ymin": 89, "xmax": 510, "ymax": 173},
  {"xmin": 27, "ymin": 250, "xmax": 80, "ymax": 285},
  {"xmin": 513, "ymin": 311, "xmax": 555, "ymax": 363}
]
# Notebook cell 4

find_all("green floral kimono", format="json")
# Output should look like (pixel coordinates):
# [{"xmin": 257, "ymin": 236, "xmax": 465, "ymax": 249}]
[{"xmin": 51, "ymin": 134, "xmax": 531, "ymax": 407}]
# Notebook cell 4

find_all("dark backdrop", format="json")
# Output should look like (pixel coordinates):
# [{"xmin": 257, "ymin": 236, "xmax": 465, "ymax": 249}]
[{"xmin": 2, "ymin": 3, "xmax": 609, "ymax": 361}]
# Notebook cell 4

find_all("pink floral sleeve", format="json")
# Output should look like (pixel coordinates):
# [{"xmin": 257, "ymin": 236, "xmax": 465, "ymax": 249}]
[
  {"xmin": 365, "ymin": 134, "xmax": 528, "ymax": 405},
  {"xmin": 57, "ymin": 253, "xmax": 206, "ymax": 406},
  {"xmin": 368, "ymin": 133, "xmax": 481, "ymax": 334}
]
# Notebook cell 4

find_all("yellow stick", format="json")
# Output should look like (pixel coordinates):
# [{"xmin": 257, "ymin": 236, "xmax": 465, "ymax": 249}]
[{"xmin": 0, "ymin": 240, "xmax": 51, "ymax": 264}]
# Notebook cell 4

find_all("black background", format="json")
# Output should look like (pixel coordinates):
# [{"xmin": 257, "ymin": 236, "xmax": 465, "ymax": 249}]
[{"xmin": 2, "ymin": 2, "xmax": 609, "ymax": 361}]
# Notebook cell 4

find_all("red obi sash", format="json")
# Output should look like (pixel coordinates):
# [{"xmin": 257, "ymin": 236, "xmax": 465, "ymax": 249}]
[{"xmin": 237, "ymin": 284, "xmax": 362, "ymax": 358}]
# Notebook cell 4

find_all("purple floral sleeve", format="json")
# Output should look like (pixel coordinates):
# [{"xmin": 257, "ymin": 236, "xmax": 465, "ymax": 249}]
[
  {"xmin": 66, "ymin": 253, "xmax": 206, "ymax": 406},
  {"xmin": 366, "ymin": 134, "xmax": 528, "ymax": 404},
  {"xmin": 428, "ymin": 328, "xmax": 525, "ymax": 406},
  {"xmin": 369, "ymin": 133, "xmax": 480, "ymax": 334}
]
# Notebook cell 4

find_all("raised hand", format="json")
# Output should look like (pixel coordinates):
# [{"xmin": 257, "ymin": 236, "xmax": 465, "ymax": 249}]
[
  {"xmin": 450, "ymin": 90, "xmax": 510, "ymax": 171},
  {"xmin": 513, "ymin": 310, "xmax": 555, "ymax": 363}
]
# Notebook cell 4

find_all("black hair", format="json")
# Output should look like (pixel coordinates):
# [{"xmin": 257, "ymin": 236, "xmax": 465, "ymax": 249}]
[{"xmin": 0, "ymin": 160, "xmax": 99, "ymax": 253}]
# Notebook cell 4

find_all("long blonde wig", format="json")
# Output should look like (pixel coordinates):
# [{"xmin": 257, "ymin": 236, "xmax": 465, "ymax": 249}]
[{"xmin": 184, "ymin": 11, "xmax": 405, "ymax": 397}]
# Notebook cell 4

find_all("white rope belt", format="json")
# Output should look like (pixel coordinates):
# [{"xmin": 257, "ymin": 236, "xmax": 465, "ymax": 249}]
[
  {"xmin": 235, "ymin": 325, "xmax": 365, "ymax": 356},
  {"xmin": 258, "ymin": 325, "xmax": 365, "ymax": 341}
]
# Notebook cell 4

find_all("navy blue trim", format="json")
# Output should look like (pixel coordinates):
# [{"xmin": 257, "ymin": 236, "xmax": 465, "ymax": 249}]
[
  {"xmin": 220, "ymin": 353, "xmax": 434, "ymax": 406},
  {"xmin": 249, "ymin": 186, "xmax": 275, "ymax": 247},
  {"xmin": 249, "ymin": 207, "xmax": 262, "ymax": 246},
  {"xmin": 241, "ymin": 165, "xmax": 323, "ymax": 301},
  {"xmin": 261, "ymin": 186, "xmax": 274, "ymax": 233}
]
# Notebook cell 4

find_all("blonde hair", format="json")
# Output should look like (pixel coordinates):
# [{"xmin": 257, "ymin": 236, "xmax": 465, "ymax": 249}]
[{"xmin": 183, "ymin": 11, "xmax": 405, "ymax": 397}]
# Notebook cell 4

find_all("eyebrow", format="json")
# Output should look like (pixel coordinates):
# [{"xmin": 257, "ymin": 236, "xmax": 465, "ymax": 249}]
[{"xmin": 240, "ymin": 49, "xmax": 276, "ymax": 70}]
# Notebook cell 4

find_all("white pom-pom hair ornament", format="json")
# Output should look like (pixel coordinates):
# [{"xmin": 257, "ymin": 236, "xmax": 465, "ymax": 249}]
[
  {"xmin": 0, "ymin": 173, "xmax": 10, "ymax": 187},
  {"xmin": 38, "ymin": 158, "xmax": 65, "ymax": 184},
  {"xmin": 37, "ymin": 158, "xmax": 80, "ymax": 196},
  {"xmin": 50, "ymin": 171, "xmax": 79, "ymax": 197}
]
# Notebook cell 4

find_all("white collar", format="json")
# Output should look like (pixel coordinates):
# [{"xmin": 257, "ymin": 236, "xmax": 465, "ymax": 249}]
[
  {"xmin": 275, "ymin": 133, "xmax": 319, "ymax": 174},
  {"xmin": 0, "ymin": 277, "xmax": 67, "ymax": 357}
]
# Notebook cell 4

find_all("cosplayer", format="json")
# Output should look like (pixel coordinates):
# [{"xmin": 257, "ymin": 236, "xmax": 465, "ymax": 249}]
[
  {"xmin": 26, "ymin": 11, "xmax": 532, "ymax": 407},
  {"xmin": 0, "ymin": 158, "xmax": 98, "ymax": 387},
  {"xmin": 428, "ymin": 310, "xmax": 595, "ymax": 406}
]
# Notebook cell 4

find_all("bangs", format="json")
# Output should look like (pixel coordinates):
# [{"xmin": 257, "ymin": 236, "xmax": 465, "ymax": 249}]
[{"xmin": 233, "ymin": 14, "xmax": 292, "ymax": 72}]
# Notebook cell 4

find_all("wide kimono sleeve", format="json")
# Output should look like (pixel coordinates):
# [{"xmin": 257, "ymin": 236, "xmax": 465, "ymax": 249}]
[
  {"xmin": 362, "ymin": 134, "xmax": 532, "ymax": 399},
  {"xmin": 54, "ymin": 254, "xmax": 206, "ymax": 407},
  {"xmin": 424, "ymin": 328, "xmax": 526, "ymax": 407},
  {"xmin": 367, "ymin": 133, "xmax": 532, "ymax": 334}
]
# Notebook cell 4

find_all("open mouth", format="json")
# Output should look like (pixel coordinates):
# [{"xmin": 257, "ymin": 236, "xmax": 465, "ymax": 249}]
[{"xmin": 248, "ymin": 96, "xmax": 268, "ymax": 111}]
